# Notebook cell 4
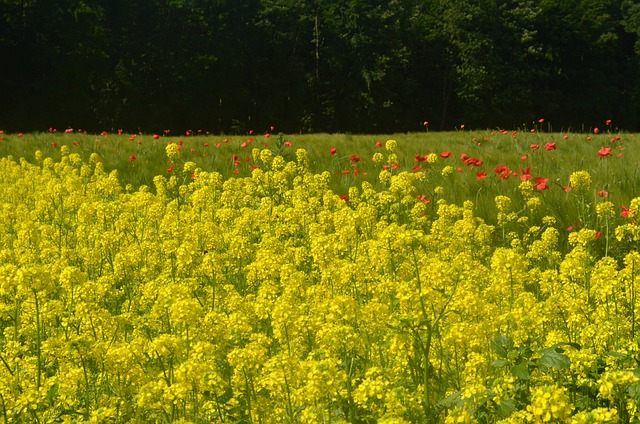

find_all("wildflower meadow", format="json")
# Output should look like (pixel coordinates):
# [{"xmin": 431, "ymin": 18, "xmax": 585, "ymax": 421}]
[{"xmin": 2, "ymin": 123, "xmax": 640, "ymax": 423}]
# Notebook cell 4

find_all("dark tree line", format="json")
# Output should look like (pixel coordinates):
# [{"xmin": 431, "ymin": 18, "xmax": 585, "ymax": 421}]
[{"xmin": 1, "ymin": 0, "xmax": 640, "ymax": 133}]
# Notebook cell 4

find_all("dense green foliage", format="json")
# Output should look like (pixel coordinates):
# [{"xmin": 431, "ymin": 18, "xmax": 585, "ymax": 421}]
[{"xmin": 1, "ymin": 0, "xmax": 640, "ymax": 133}]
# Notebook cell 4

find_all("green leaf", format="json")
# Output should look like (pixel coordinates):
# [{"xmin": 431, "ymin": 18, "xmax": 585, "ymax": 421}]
[
  {"xmin": 537, "ymin": 347, "xmax": 570, "ymax": 370},
  {"xmin": 512, "ymin": 362, "xmax": 530, "ymax": 380},
  {"xmin": 491, "ymin": 359, "xmax": 508, "ymax": 368},
  {"xmin": 491, "ymin": 336, "xmax": 514, "ymax": 359},
  {"xmin": 496, "ymin": 399, "xmax": 517, "ymax": 418}
]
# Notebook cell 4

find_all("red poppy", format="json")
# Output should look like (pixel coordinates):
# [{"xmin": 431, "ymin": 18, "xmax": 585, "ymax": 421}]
[
  {"xmin": 423, "ymin": 121, "xmax": 429, "ymax": 126},
  {"xmin": 440, "ymin": 151, "xmax": 451, "ymax": 158},
  {"xmin": 476, "ymin": 171, "xmax": 488, "ymax": 180},
  {"xmin": 414, "ymin": 154, "xmax": 424, "ymax": 162},
  {"xmin": 538, "ymin": 118, "xmax": 545, "ymax": 123},
  {"xmin": 544, "ymin": 143, "xmax": 556, "ymax": 151},
  {"xmin": 606, "ymin": 119, "xmax": 612, "ymax": 126},
  {"xmin": 621, "ymin": 205, "xmax": 631, "ymax": 218},
  {"xmin": 534, "ymin": 177, "xmax": 549, "ymax": 190},
  {"xmin": 494, "ymin": 164, "xmax": 508, "ymax": 174},
  {"xmin": 167, "ymin": 166, "xmax": 174, "ymax": 173},
  {"xmin": 566, "ymin": 226, "xmax": 574, "ymax": 232},
  {"xmin": 350, "ymin": 154, "xmax": 360, "ymax": 163},
  {"xmin": 562, "ymin": 184, "xmax": 572, "ymax": 193},
  {"xmin": 241, "ymin": 142, "xmax": 248, "ymax": 148},
  {"xmin": 598, "ymin": 147, "xmax": 612, "ymax": 157},
  {"xmin": 153, "ymin": 134, "xmax": 160, "ymax": 139},
  {"xmin": 521, "ymin": 155, "xmax": 528, "ymax": 161},
  {"xmin": 417, "ymin": 194, "xmax": 431, "ymax": 204},
  {"xmin": 284, "ymin": 141, "xmax": 293, "ymax": 147},
  {"xmin": 130, "ymin": 155, "xmax": 137, "ymax": 162},
  {"xmin": 597, "ymin": 190, "xmax": 609, "ymax": 198},
  {"xmin": 330, "ymin": 147, "xmax": 337, "ymax": 155},
  {"xmin": 412, "ymin": 165, "xmax": 421, "ymax": 173},
  {"xmin": 222, "ymin": 138, "xmax": 229, "ymax": 143},
  {"xmin": 530, "ymin": 144, "xmax": 540, "ymax": 150},
  {"xmin": 594, "ymin": 128, "xmax": 600, "ymax": 134},
  {"xmin": 520, "ymin": 167, "xmax": 532, "ymax": 181},
  {"xmin": 374, "ymin": 141, "xmax": 383, "ymax": 147},
  {"xmin": 340, "ymin": 195, "xmax": 348, "ymax": 201}
]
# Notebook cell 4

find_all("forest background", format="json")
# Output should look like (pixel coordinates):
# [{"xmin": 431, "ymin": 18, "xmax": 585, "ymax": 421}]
[{"xmin": 1, "ymin": 0, "xmax": 640, "ymax": 134}]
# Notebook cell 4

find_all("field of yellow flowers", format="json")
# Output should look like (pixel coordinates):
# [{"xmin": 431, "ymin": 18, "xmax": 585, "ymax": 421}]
[{"xmin": 2, "ymin": 126, "xmax": 640, "ymax": 422}]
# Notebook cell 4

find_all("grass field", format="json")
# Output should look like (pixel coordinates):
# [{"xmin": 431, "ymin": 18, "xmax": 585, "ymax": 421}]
[{"xmin": 1, "ymin": 125, "xmax": 640, "ymax": 422}]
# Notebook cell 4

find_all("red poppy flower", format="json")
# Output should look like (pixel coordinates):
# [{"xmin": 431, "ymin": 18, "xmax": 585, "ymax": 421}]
[
  {"xmin": 374, "ymin": 141, "xmax": 382, "ymax": 147},
  {"xmin": 414, "ymin": 154, "xmax": 424, "ymax": 162},
  {"xmin": 598, "ymin": 147, "xmax": 612, "ymax": 157},
  {"xmin": 284, "ymin": 141, "xmax": 293, "ymax": 147},
  {"xmin": 530, "ymin": 144, "xmax": 540, "ymax": 150},
  {"xmin": 241, "ymin": 142, "xmax": 248, "ymax": 148},
  {"xmin": 350, "ymin": 154, "xmax": 360, "ymax": 163},
  {"xmin": 534, "ymin": 177, "xmax": 549, "ymax": 190},
  {"xmin": 594, "ymin": 128, "xmax": 600, "ymax": 134},
  {"xmin": 417, "ymin": 194, "xmax": 431, "ymax": 204},
  {"xmin": 412, "ymin": 165, "xmax": 421, "ymax": 172},
  {"xmin": 621, "ymin": 205, "xmax": 630, "ymax": 218},
  {"xmin": 494, "ymin": 164, "xmax": 508, "ymax": 174},
  {"xmin": 167, "ymin": 166, "xmax": 174, "ymax": 173},
  {"xmin": 222, "ymin": 138, "xmax": 229, "ymax": 143},
  {"xmin": 339, "ymin": 195, "xmax": 348, "ymax": 201},
  {"xmin": 130, "ymin": 155, "xmax": 137, "ymax": 162},
  {"xmin": 153, "ymin": 134, "xmax": 160, "ymax": 139},
  {"xmin": 440, "ymin": 151, "xmax": 451, "ymax": 158},
  {"xmin": 597, "ymin": 190, "xmax": 609, "ymax": 198},
  {"xmin": 330, "ymin": 147, "xmax": 337, "ymax": 155},
  {"xmin": 476, "ymin": 171, "xmax": 488, "ymax": 180},
  {"xmin": 606, "ymin": 119, "xmax": 612, "ymax": 125},
  {"xmin": 521, "ymin": 155, "xmax": 528, "ymax": 161},
  {"xmin": 544, "ymin": 143, "xmax": 556, "ymax": 151},
  {"xmin": 538, "ymin": 118, "xmax": 544, "ymax": 123},
  {"xmin": 520, "ymin": 167, "xmax": 532, "ymax": 181}
]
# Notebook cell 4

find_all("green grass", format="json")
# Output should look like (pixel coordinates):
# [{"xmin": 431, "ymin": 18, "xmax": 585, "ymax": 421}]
[{"xmin": 1, "ymin": 129, "xmax": 637, "ymax": 252}]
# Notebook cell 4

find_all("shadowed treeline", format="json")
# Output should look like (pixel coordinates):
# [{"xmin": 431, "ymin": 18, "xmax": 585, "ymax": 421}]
[{"xmin": 1, "ymin": 0, "xmax": 639, "ymax": 133}]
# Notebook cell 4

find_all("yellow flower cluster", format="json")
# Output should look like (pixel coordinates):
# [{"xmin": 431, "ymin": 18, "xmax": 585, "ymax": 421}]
[{"xmin": 1, "ymin": 148, "xmax": 640, "ymax": 423}]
